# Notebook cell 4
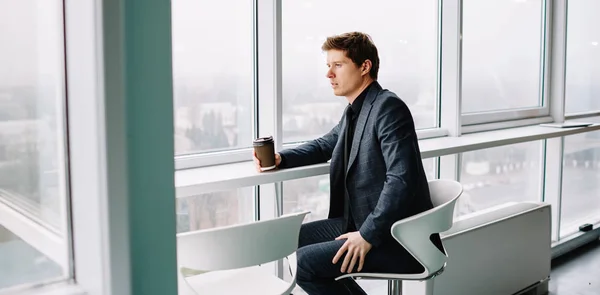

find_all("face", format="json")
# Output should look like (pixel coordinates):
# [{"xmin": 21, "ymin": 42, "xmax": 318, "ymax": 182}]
[{"xmin": 325, "ymin": 49, "xmax": 371, "ymax": 98}]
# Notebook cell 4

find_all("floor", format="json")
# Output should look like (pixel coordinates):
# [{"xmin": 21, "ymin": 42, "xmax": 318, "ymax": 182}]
[{"xmin": 548, "ymin": 239, "xmax": 600, "ymax": 295}]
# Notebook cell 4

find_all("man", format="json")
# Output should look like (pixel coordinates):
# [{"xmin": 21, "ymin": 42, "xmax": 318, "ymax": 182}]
[{"xmin": 253, "ymin": 32, "xmax": 437, "ymax": 294}]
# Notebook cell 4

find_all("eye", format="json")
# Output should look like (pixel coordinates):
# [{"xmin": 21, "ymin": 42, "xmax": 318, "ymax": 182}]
[{"xmin": 335, "ymin": 63, "xmax": 342, "ymax": 68}]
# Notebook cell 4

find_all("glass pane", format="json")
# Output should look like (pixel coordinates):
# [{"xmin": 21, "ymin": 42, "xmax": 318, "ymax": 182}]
[
  {"xmin": 283, "ymin": 175, "xmax": 330, "ymax": 223},
  {"xmin": 560, "ymin": 122, "xmax": 600, "ymax": 237},
  {"xmin": 0, "ymin": 0, "xmax": 68, "ymax": 290},
  {"xmin": 175, "ymin": 188, "xmax": 254, "ymax": 232},
  {"xmin": 0, "ymin": 226, "xmax": 62, "ymax": 289},
  {"xmin": 282, "ymin": 0, "xmax": 439, "ymax": 143},
  {"xmin": 424, "ymin": 157, "xmax": 437, "ymax": 181},
  {"xmin": 462, "ymin": 0, "xmax": 544, "ymax": 113},
  {"xmin": 172, "ymin": 0, "xmax": 254, "ymax": 155},
  {"xmin": 458, "ymin": 142, "xmax": 542, "ymax": 216},
  {"xmin": 565, "ymin": 0, "xmax": 600, "ymax": 114},
  {"xmin": 282, "ymin": 158, "xmax": 436, "ymax": 222}
]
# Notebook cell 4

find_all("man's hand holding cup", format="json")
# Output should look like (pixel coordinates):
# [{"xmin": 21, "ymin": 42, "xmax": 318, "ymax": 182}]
[{"xmin": 252, "ymin": 136, "xmax": 281, "ymax": 173}]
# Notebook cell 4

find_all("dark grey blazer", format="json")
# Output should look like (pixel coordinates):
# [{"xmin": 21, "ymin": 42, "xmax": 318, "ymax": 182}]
[{"xmin": 279, "ymin": 82, "xmax": 433, "ymax": 248}]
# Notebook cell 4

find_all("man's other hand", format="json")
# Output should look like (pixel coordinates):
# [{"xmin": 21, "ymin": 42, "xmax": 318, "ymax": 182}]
[
  {"xmin": 252, "ymin": 151, "xmax": 281, "ymax": 173},
  {"xmin": 332, "ymin": 231, "xmax": 373, "ymax": 273}
]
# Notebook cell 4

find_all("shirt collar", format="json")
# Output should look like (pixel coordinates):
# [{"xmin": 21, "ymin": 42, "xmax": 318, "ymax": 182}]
[{"xmin": 349, "ymin": 81, "xmax": 373, "ymax": 115}]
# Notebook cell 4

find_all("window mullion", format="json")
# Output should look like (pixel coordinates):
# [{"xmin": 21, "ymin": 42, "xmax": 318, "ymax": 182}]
[
  {"xmin": 440, "ymin": 0, "xmax": 463, "ymax": 136},
  {"xmin": 548, "ymin": 0, "xmax": 568, "ymax": 122}
]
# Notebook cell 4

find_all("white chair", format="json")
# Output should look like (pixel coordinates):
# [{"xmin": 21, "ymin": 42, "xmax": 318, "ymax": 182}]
[
  {"xmin": 335, "ymin": 179, "xmax": 463, "ymax": 295},
  {"xmin": 177, "ymin": 211, "xmax": 309, "ymax": 295}
]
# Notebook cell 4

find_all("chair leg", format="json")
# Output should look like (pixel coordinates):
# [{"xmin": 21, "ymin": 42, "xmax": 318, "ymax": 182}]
[
  {"xmin": 388, "ymin": 280, "xmax": 402, "ymax": 295},
  {"xmin": 424, "ymin": 279, "xmax": 434, "ymax": 295}
]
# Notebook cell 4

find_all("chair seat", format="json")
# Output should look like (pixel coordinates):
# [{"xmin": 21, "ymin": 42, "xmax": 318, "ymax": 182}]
[
  {"xmin": 184, "ymin": 266, "xmax": 293, "ymax": 295},
  {"xmin": 336, "ymin": 266, "xmax": 444, "ymax": 281}
]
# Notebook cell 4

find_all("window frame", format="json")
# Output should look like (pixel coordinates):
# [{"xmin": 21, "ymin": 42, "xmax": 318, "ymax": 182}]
[
  {"xmin": 175, "ymin": 0, "xmax": 447, "ymax": 170},
  {"xmin": 0, "ymin": 0, "xmax": 72, "ymax": 290},
  {"xmin": 8, "ymin": 0, "xmax": 600, "ymax": 294},
  {"xmin": 563, "ymin": 0, "xmax": 600, "ymax": 117},
  {"xmin": 171, "ymin": 0, "xmax": 259, "ymax": 161},
  {"xmin": 460, "ymin": 0, "xmax": 552, "ymax": 127},
  {"xmin": 565, "ymin": 111, "xmax": 600, "ymax": 121},
  {"xmin": 557, "ymin": 116, "xmax": 600, "ymax": 239},
  {"xmin": 63, "ymin": 0, "xmax": 178, "ymax": 295}
]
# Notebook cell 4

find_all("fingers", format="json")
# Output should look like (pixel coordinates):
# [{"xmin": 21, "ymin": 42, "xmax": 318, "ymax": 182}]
[
  {"xmin": 346, "ymin": 248, "xmax": 360, "ymax": 273},
  {"xmin": 335, "ymin": 233, "xmax": 348, "ymax": 240},
  {"xmin": 252, "ymin": 151, "xmax": 262, "ymax": 173},
  {"xmin": 340, "ymin": 247, "xmax": 353, "ymax": 273},
  {"xmin": 253, "ymin": 150, "xmax": 260, "ymax": 163},
  {"xmin": 357, "ymin": 250, "xmax": 365, "ymax": 272},
  {"xmin": 334, "ymin": 241, "xmax": 367, "ymax": 273},
  {"xmin": 275, "ymin": 153, "xmax": 281, "ymax": 166},
  {"xmin": 332, "ymin": 242, "xmax": 347, "ymax": 264}
]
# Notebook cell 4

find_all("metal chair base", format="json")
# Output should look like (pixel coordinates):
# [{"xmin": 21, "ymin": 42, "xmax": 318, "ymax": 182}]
[{"xmin": 388, "ymin": 280, "xmax": 401, "ymax": 295}]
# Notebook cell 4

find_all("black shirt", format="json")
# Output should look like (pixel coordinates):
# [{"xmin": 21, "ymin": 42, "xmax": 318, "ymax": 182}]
[
  {"xmin": 346, "ymin": 82, "xmax": 372, "ymax": 158},
  {"xmin": 343, "ymin": 82, "xmax": 373, "ymax": 231}
]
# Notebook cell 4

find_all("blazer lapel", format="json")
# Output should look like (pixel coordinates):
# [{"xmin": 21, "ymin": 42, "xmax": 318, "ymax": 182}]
[
  {"xmin": 332, "ymin": 111, "xmax": 348, "ymax": 158},
  {"xmin": 332, "ymin": 111, "xmax": 348, "ymax": 164},
  {"xmin": 346, "ymin": 82, "xmax": 381, "ymax": 173}
]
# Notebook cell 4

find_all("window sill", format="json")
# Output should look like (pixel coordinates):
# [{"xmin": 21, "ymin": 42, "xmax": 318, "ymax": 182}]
[
  {"xmin": 174, "ymin": 128, "xmax": 449, "ymax": 170},
  {"xmin": 7, "ymin": 282, "xmax": 84, "ymax": 295},
  {"xmin": 175, "ymin": 122, "xmax": 600, "ymax": 198}
]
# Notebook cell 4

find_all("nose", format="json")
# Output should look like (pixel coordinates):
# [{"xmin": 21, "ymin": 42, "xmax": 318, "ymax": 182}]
[{"xmin": 326, "ymin": 68, "xmax": 334, "ymax": 79}]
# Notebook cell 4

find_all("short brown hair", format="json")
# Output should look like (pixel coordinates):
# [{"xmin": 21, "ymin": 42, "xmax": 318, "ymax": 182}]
[{"xmin": 322, "ymin": 32, "xmax": 380, "ymax": 80}]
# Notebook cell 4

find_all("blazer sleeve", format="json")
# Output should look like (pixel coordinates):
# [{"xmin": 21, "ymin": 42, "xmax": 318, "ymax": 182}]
[
  {"xmin": 359, "ymin": 97, "xmax": 420, "ymax": 247},
  {"xmin": 278, "ymin": 119, "xmax": 341, "ymax": 169}
]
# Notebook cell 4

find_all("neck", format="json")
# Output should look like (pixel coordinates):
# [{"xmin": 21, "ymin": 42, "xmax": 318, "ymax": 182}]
[{"xmin": 346, "ymin": 78, "xmax": 374, "ymax": 104}]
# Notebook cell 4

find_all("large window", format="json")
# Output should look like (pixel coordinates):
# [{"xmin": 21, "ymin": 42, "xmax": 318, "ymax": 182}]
[
  {"xmin": 458, "ymin": 142, "xmax": 542, "ymax": 216},
  {"xmin": 172, "ymin": 0, "xmax": 254, "ymax": 155},
  {"xmin": 281, "ymin": 0, "xmax": 439, "ymax": 143},
  {"xmin": 565, "ymin": 0, "xmax": 600, "ymax": 114},
  {"xmin": 560, "ymin": 124, "xmax": 600, "ymax": 237},
  {"xmin": 0, "ymin": 0, "xmax": 69, "ymax": 290},
  {"xmin": 462, "ymin": 0, "xmax": 545, "ymax": 114}
]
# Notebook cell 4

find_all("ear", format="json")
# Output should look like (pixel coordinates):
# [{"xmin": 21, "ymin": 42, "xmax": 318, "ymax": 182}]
[{"xmin": 361, "ymin": 60, "xmax": 372, "ymax": 76}]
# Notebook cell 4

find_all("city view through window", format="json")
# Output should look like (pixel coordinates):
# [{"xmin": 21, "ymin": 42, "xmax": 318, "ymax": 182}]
[
  {"xmin": 0, "ymin": 0, "xmax": 599, "ymax": 290},
  {"xmin": 169, "ymin": 0, "xmax": 600, "ymax": 232}
]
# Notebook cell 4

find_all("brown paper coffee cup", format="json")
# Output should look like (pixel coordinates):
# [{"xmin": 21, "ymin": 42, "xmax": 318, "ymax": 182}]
[{"xmin": 253, "ymin": 136, "xmax": 276, "ymax": 171}]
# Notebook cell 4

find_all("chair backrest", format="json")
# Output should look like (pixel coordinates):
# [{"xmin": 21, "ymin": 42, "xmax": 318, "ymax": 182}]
[
  {"xmin": 390, "ymin": 179, "xmax": 462, "ymax": 279},
  {"xmin": 429, "ymin": 179, "xmax": 462, "ymax": 208},
  {"xmin": 177, "ymin": 211, "xmax": 309, "ymax": 272}
]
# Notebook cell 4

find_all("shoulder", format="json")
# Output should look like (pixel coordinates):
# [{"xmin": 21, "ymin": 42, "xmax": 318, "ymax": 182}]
[
  {"xmin": 370, "ymin": 87, "xmax": 417, "ymax": 133},
  {"xmin": 371, "ymin": 88, "xmax": 411, "ymax": 115}
]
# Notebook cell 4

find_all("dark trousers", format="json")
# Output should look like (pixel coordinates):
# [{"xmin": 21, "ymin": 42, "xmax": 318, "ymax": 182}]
[{"xmin": 296, "ymin": 218, "xmax": 423, "ymax": 295}]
